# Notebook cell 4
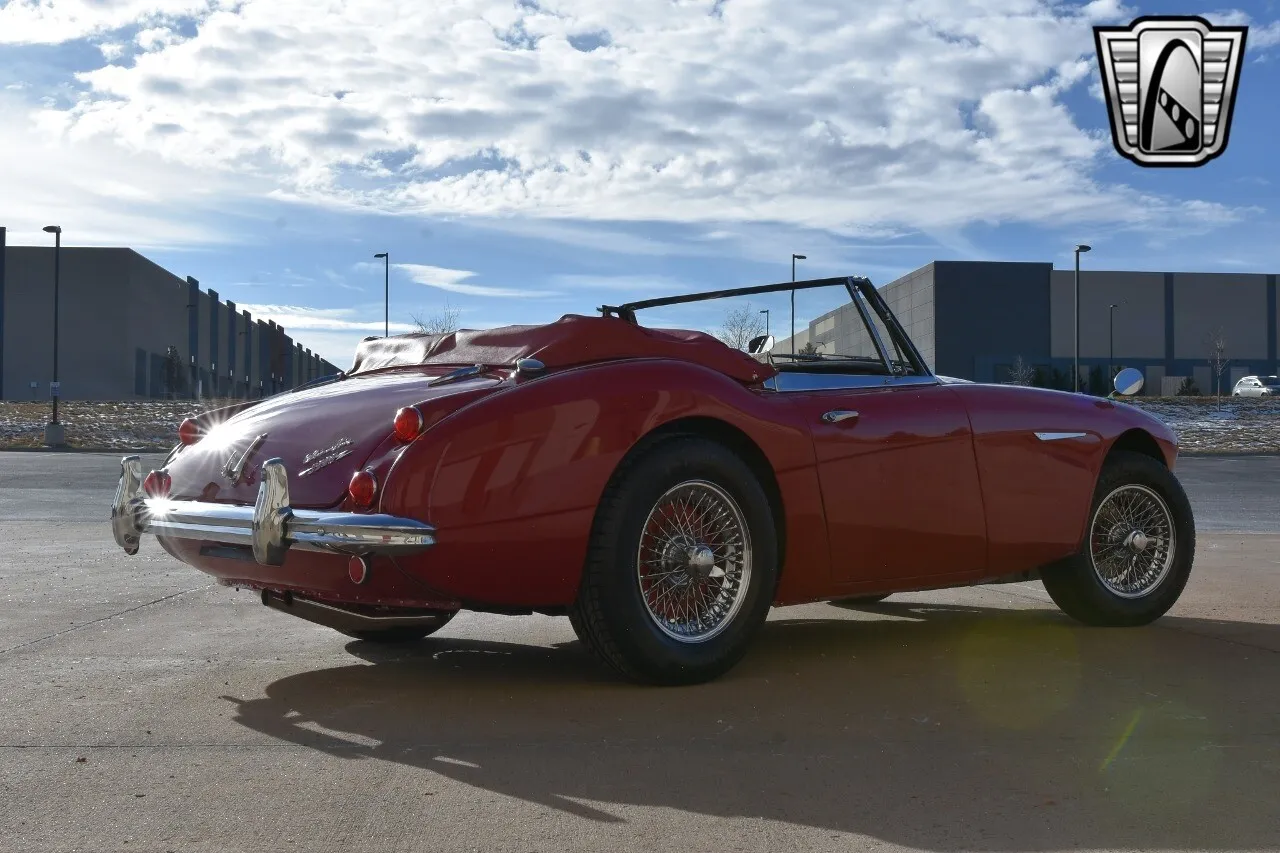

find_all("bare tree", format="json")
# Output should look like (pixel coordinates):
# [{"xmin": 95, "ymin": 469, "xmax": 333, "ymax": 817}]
[
  {"xmin": 1007, "ymin": 355, "xmax": 1034, "ymax": 386},
  {"xmin": 412, "ymin": 302, "xmax": 462, "ymax": 336},
  {"xmin": 1206, "ymin": 327, "xmax": 1230, "ymax": 410},
  {"xmin": 714, "ymin": 303, "xmax": 766, "ymax": 350}
]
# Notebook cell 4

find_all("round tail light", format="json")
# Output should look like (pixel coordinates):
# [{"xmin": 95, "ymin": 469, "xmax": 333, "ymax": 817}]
[
  {"xmin": 348, "ymin": 469, "xmax": 378, "ymax": 508},
  {"xmin": 142, "ymin": 469, "xmax": 171, "ymax": 498},
  {"xmin": 178, "ymin": 418, "xmax": 202, "ymax": 445},
  {"xmin": 393, "ymin": 406, "xmax": 424, "ymax": 443}
]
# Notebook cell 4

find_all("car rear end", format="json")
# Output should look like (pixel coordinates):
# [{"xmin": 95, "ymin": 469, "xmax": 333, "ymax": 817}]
[{"xmin": 110, "ymin": 366, "xmax": 505, "ymax": 613}]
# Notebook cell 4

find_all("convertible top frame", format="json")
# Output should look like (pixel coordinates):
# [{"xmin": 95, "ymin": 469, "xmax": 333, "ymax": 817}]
[{"xmin": 600, "ymin": 275, "xmax": 933, "ymax": 380}]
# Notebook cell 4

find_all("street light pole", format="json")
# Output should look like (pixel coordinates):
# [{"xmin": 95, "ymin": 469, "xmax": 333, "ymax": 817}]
[
  {"xmin": 1073, "ymin": 244, "xmax": 1091, "ymax": 392},
  {"xmin": 374, "ymin": 252, "xmax": 389, "ymax": 337},
  {"xmin": 1109, "ymin": 303, "xmax": 1119, "ymax": 381},
  {"xmin": 42, "ymin": 225, "xmax": 62, "ymax": 444},
  {"xmin": 760, "ymin": 308, "xmax": 770, "ymax": 338},
  {"xmin": 791, "ymin": 253, "xmax": 806, "ymax": 355}
]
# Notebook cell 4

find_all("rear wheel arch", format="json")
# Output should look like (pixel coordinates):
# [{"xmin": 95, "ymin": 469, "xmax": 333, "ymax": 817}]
[{"xmin": 622, "ymin": 416, "xmax": 788, "ymax": 587}]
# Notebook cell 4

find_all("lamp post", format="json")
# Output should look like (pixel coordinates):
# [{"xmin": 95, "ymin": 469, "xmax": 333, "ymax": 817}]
[
  {"xmin": 1108, "ymin": 302, "xmax": 1119, "ymax": 381},
  {"xmin": 42, "ymin": 225, "xmax": 63, "ymax": 446},
  {"xmin": 760, "ymin": 308, "xmax": 770, "ymax": 337},
  {"xmin": 791, "ymin": 253, "xmax": 806, "ymax": 355},
  {"xmin": 1073, "ymin": 243, "xmax": 1091, "ymax": 392},
  {"xmin": 374, "ymin": 252, "xmax": 389, "ymax": 337}
]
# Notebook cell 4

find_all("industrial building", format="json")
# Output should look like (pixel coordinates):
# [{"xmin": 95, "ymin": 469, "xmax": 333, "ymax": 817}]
[
  {"xmin": 0, "ymin": 228, "xmax": 341, "ymax": 401},
  {"xmin": 779, "ymin": 260, "xmax": 1279, "ymax": 396}
]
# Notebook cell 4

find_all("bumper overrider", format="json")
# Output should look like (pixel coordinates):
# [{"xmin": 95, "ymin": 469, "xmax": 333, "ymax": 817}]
[{"xmin": 110, "ymin": 455, "xmax": 436, "ymax": 565}]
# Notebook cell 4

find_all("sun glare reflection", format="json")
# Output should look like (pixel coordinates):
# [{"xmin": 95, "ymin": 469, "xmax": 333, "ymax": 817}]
[{"xmin": 199, "ymin": 417, "xmax": 242, "ymax": 453}]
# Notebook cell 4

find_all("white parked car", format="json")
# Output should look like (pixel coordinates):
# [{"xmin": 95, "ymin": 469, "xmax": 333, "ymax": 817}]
[{"xmin": 1231, "ymin": 375, "xmax": 1280, "ymax": 397}]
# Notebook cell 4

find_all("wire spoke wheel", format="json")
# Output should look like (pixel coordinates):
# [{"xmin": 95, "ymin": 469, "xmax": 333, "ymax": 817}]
[
  {"xmin": 636, "ymin": 479, "xmax": 752, "ymax": 643},
  {"xmin": 1089, "ymin": 483, "xmax": 1176, "ymax": 599}
]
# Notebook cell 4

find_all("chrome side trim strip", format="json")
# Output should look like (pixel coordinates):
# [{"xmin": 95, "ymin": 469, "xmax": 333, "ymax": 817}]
[
  {"xmin": 112, "ymin": 457, "xmax": 436, "ymax": 565},
  {"xmin": 1034, "ymin": 431, "xmax": 1088, "ymax": 441}
]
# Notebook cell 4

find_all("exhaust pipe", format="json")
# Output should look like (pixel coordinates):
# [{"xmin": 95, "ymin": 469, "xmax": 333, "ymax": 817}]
[{"xmin": 261, "ymin": 589, "xmax": 453, "ymax": 633}]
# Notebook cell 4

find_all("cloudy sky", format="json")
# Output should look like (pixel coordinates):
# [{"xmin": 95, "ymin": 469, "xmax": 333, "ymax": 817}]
[{"xmin": 2, "ymin": 0, "xmax": 1278, "ymax": 366}]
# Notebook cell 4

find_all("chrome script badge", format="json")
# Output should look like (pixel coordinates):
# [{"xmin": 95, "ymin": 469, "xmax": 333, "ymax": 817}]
[
  {"xmin": 1094, "ymin": 16, "xmax": 1247, "ymax": 167},
  {"xmin": 298, "ymin": 438, "xmax": 354, "ymax": 477}
]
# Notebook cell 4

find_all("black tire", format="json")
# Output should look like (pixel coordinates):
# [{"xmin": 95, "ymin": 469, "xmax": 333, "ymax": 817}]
[
  {"xmin": 569, "ymin": 434, "xmax": 778, "ymax": 685},
  {"xmin": 339, "ymin": 611, "xmax": 457, "ymax": 643},
  {"xmin": 1041, "ymin": 450, "xmax": 1195, "ymax": 627}
]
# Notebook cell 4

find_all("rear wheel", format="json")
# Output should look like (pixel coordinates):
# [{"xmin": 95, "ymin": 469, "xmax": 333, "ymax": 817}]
[
  {"xmin": 1042, "ymin": 451, "xmax": 1195, "ymax": 626},
  {"xmin": 570, "ymin": 435, "xmax": 778, "ymax": 685},
  {"xmin": 339, "ymin": 611, "xmax": 457, "ymax": 643}
]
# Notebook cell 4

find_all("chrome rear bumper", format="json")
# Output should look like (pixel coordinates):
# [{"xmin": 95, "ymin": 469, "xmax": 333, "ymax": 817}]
[{"xmin": 110, "ymin": 455, "xmax": 436, "ymax": 566}]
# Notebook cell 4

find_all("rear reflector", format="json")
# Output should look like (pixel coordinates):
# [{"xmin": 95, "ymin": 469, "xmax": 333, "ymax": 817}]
[
  {"xmin": 348, "ymin": 469, "xmax": 378, "ymax": 508},
  {"xmin": 348, "ymin": 555, "xmax": 370, "ymax": 585},
  {"xmin": 142, "ymin": 469, "xmax": 171, "ymax": 498},
  {"xmin": 393, "ymin": 406, "xmax": 424, "ymax": 443},
  {"xmin": 178, "ymin": 418, "xmax": 202, "ymax": 445}
]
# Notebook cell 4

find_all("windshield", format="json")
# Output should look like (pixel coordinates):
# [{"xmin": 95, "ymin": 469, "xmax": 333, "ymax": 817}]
[{"xmin": 618, "ymin": 280, "xmax": 926, "ymax": 377}]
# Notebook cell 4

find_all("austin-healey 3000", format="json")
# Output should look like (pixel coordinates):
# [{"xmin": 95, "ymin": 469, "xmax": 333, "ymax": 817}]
[{"xmin": 111, "ymin": 276, "xmax": 1195, "ymax": 685}]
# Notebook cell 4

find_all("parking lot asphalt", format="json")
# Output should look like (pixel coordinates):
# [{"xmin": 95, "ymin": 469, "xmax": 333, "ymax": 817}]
[{"xmin": 2, "ymin": 452, "xmax": 1278, "ymax": 853}]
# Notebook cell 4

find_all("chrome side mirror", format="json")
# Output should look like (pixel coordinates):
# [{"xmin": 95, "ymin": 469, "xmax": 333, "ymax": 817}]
[
  {"xmin": 747, "ymin": 334, "xmax": 775, "ymax": 355},
  {"xmin": 1112, "ymin": 367, "xmax": 1144, "ymax": 397}
]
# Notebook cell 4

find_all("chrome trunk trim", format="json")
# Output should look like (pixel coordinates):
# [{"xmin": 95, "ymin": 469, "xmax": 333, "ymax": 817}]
[{"xmin": 111, "ymin": 456, "xmax": 436, "ymax": 566}]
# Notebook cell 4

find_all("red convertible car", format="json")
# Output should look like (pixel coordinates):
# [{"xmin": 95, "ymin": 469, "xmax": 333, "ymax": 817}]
[{"xmin": 111, "ymin": 276, "xmax": 1195, "ymax": 685}]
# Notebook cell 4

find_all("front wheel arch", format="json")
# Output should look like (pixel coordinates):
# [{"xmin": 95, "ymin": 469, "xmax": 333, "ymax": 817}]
[{"xmin": 1107, "ymin": 428, "xmax": 1167, "ymax": 469}]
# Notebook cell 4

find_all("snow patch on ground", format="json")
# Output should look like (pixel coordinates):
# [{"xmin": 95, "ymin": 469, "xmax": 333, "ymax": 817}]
[{"xmin": 0, "ymin": 396, "xmax": 1277, "ymax": 454}]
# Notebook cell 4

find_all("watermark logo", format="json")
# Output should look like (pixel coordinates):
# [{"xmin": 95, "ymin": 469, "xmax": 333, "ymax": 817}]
[{"xmin": 1094, "ymin": 15, "xmax": 1247, "ymax": 167}]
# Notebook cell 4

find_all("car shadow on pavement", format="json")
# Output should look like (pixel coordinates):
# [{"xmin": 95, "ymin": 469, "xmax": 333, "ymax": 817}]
[{"xmin": 224, "ymin": 602, "xmax": 1280, "ymax": 851}]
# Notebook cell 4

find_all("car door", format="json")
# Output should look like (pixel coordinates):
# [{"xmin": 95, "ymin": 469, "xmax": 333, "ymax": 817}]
[{"xmin": 782, "ymin": 376, "xmax": 988, "ymax": 588}]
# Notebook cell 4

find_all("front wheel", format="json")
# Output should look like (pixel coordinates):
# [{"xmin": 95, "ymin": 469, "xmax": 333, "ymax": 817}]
[
  {"xmin": 570, "ymin": 435, "xmax": 778, "ymax": 685},
  {"xmin": 1041, "ymin": 451, "xmax": 1195, "ymax": 627}
]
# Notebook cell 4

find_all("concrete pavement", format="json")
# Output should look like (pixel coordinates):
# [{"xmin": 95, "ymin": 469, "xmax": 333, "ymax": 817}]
[{"xmin": 1, "ymin": 452, "xmax": 1278, "ymax": 852}]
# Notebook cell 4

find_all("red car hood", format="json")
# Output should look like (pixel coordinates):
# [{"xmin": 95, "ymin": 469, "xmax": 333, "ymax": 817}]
[{"xmin": 164, "ymin": 369, "xmax": 502, "ymax": 508}]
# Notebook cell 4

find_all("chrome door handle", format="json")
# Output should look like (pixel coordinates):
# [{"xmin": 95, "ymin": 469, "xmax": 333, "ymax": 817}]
[{"xmin": 821, "ymin": 410, "xmax": 859, "ymax": 424}]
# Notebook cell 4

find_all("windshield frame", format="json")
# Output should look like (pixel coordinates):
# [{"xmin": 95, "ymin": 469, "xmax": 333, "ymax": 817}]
[{"xmin": 602, "ymin": 275, "xmax": 934, "ymax": 380}]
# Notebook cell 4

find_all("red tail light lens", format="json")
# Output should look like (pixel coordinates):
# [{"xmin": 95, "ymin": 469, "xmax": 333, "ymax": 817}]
[
  {"xmin": 143, "ymin": 469, "xmax": 171, "ymax": 498},
  {"xmin": 393, "ymin": 406, "xmax": 424, "ymax": 443},
  {"xmin": 348, "ymin": 469, "xmax": 378, "ymax": 508},
  {"xmin": 348, "ymin": 555, "xmax": 371, "ymax": 585},
  {"xmin": 178, "ymin": 418, "xmax": 202, "ymax": 445}
]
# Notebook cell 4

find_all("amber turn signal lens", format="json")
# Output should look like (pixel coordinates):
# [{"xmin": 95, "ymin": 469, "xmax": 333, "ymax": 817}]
[
  {"xmin": 142, "ymin": 469, "xmax": 171, "ymax": 498},
  {"xmin": 393, "ymin": 406, "xmax": 424, "ymax": 443},
  {"xmin": 178, "ymin": 418, "xmax": 202, "ymax": 445},
  {"xmin": 348, "ymin": 469, "xmax": 378, "ymax": 508}
]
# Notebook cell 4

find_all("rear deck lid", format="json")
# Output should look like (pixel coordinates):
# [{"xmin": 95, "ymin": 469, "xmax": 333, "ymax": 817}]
[{"xmin": 164, "ymin": 369, "xmax": 501, "ymax": 508}]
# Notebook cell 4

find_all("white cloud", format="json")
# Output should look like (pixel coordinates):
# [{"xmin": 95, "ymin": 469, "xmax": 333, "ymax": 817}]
[
  {"xmin": 0, "ymin": 0, "xmax": 216, "ymax": 45},
  {"xmin": 19, "ymin": 0, "xmax": 1247, "ymax": 242},
  {"xmin": 395, "ymin": 262, "xmax": 561, "ymax": 298},
  {"xmin": 0, "ymin": 92, "xmax": 261, "ymax": 248},
  {"xmin": 1207, "ymin": 9, "xmax": 1280, "ymax": 47},
  {"xmin": 235, "ymin": 303, "xmax": 417, "ymax": 333}
]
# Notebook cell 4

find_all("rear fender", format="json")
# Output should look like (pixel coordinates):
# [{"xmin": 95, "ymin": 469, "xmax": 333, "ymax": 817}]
[{"xmin": 380, "ymin": 359, "xmax": 831, "ymax": 608}]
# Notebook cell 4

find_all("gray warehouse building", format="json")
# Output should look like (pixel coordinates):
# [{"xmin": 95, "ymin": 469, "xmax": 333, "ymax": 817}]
[
  {"xmin": 780, "ymin": 260, "xmax": 1279, "ymax": 396},
  {"xmin": 0, "ymin": 228, "xmax": 341, "ymax": 401}
]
